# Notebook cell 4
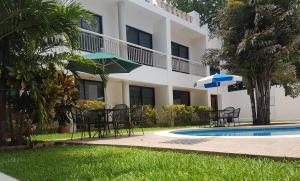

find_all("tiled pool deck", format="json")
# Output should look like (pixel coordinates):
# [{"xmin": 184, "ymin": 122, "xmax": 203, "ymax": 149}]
[{"xmin": 60, "ymin": 124, "xmax": 300, "ymax": 160}]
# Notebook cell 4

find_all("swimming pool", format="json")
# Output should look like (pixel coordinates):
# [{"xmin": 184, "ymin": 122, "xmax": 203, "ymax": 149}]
[{"xmin": 171, "ymin": 126, "xmax": 300, "ymax": 136}]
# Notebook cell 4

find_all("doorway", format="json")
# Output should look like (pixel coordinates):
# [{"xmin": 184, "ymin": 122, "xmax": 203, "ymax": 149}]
[{"xmin": 210, "ymin": 95, "xmax": 218, "ymax": 111}]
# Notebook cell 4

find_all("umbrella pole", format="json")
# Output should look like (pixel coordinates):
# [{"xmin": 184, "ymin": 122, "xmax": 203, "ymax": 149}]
[{"xmin": 104, "ymin": 87, "xmax": 108, "ymax": 108}]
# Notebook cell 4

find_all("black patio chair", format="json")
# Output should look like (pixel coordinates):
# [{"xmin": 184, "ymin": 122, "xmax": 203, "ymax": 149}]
[
  {"xmin": 208, "ymin": 110, "xmax": 219, "ymax": 127},
  {"xmin": 70, "ymin": 107, "xmax": 88, "ymax": 140},
  {"xmin": 232, "ymin": 108, "xmax": 241, "ymax": 126},
  {"xmin": 222, "ymin": 107, "xmax": 235, "ymax": 126},
  {"xmin": 130, "ymin": 105, "xmax": 144, "ymax": 135},
  {"xmin": 111, "ymin": 104, "xmax": 132, "ymax": 137},
  {"xmin": 84, "ymin": 109, "xmax": 107, "ymax": 138}
]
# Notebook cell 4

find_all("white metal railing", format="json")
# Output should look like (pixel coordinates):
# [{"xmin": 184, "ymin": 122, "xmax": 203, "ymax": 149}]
[
  {"xmin": 144, "ymin": 0, "xmax": 193, "ymax": 23},
  {"xmin": 79, "ymin": 29, "xmax": 167, "ymax": 69},
  {"xmin": 172, "ymin": 56, "xmax": 207, "ymax": 77}
]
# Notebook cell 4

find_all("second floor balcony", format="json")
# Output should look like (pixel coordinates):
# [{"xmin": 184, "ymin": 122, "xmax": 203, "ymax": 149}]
[
  {"xmin": 172, "ymin": 56, "xmax": 207, "ymax": 77},
  {"xmin": 79, "ymin": 30, "xmax": 167, "ymax": 69},
  {"xmin": 78, "ymin": 30, "xmax": 207, "ymax": 77}
]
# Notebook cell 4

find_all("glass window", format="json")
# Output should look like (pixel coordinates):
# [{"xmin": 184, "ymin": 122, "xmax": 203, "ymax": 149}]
[
  {"xmin": 78, "ymin": 80, "xmax": 104, "ymax": 100},
  {"xmin": 126, "ymin": 26, "xmax": 152, "ymax": 49},
  {"xmin": 173, "ymin": 90, "xmax": 190, "ymax": 106},
  {"xmin": 139, "ymin": 32, "xmax": 152, "ymax": 49},
  {"xmin": 126, "ymin": 27, "xmax": 139, "ymax": 45},
  {"xmin": 228, "ymin": 82, "xmax": 247, "ymax": 92},
  {"xmin": 171, "ymin": 42, "xmax": 189, "ymax": 59},
  {"xmin": 130, "ymin": 86, "xmax": 155, "ymax": 106},
  {"xmin": 210, "ymin": 67, "xmax": 220, "ymax": 75},
  {"xmin": 142, "ymin": 87, "xmax": 155, "ymax": 106},
  {"xmin": 80, "ymin": 15, "xmax": 103, "ymax": 34},
  {"xmin": 129, "ymin": 86, "xmax": 142, "ymax": 106}
]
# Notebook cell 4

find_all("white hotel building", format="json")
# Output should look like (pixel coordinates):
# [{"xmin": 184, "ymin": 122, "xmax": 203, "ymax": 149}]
[{"xmin": 76, "ymin": 0, "xmax": 300, "ymax": 122}]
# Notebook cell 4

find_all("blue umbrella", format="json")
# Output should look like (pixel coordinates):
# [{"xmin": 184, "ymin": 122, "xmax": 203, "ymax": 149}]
[{"xmin": 194, "ymin": 73, "xmax": 242, "ymax": 89}]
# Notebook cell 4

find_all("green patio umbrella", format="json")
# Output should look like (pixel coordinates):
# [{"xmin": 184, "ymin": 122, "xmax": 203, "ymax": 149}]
[
  {"xmin": 66, "ymin": 52, "xmax": 141, "ymax": 105},
  {"xmin": 67, "ymin": 52, "xmax": 141, "ymax": 74}
]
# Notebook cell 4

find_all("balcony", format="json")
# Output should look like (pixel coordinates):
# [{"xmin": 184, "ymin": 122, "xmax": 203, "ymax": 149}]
[
  {"xmin": 79, "ymin": 30, "xmax": 167, "ymax": 69},
  {"xmin": 172, "ymin": 56, "xmax": 207, "ymax": 77}
]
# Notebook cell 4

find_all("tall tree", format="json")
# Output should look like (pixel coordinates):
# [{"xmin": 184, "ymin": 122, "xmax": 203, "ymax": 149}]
[
  {"xmin": 0, "ymin": 0, "xmax": 92, "ymax": 145},
  {"xmin": 203, "ymin": 0, "xmax": 300, "ymax": 125}
]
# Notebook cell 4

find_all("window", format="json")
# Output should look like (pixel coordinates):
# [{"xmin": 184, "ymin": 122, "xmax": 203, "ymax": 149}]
[
  {"xmin": 173, "ymin": 90, "xmax": 190, "ymax": 106},
  {"xmin": 78, "ymin": 80, "xmax": 104, "ymax": 100},
  {"xmin": 130, "ymin": 86, "xmax": 155, "ymax": 106},
  {"xmin": 210, "ymin": 67, "xmax": 220, "ymax": 75},
  {"xmin": 126, "ymin": 26, "xmax": 152, "ymax": 49},
  {"xmin": 171, "ymin": 42, "xmax": 189, "ymax": 59},
  {"xmin": 228, "ymin": 82, "xmax": 247, "ymax": 92},
  {"xmin": 126, "ymin": 26, "xmax": 153, "ymax": 66},
  {"xmin": 79, "ymin": 15, "xmax": 103, "ymax": 34}
]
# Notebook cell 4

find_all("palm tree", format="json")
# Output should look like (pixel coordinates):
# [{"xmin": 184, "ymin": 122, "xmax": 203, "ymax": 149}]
[
  {"xmin": 203, "ymin": 0, "xmax": 300, "ymax": 125},
  {"xmin": 0, "ymin": 0, "xmax": 91, "ymax": 144}
]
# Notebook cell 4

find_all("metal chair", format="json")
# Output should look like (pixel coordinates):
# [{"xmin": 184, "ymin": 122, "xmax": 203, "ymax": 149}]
[
  {"xmin": 111, "ymin": 104, "xmax": 132, "ymax": 137},
  {"xmin": 232, "ymin": 108, "xmax": 241, "ymax": 126},
  {"xmin": 130, "ymin": 105, "xmax": 144, "ymax": 135},
  {"xmin": 70, "ymin": 107, "xmax": 87, "ymax": 140},
  {"xmin": 222, "ymin": 107, "xmax": 235, "ymax": 126},
  {"xmin": 84, "ymin": 109, "xmax": 106, "ymax": 138}
]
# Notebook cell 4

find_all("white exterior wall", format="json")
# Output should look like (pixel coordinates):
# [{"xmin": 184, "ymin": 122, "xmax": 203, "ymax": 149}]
[
  {"xmin": 79, "ymin": 0, "xmax": 119, "ymax": 38},
  {"xmin": 221, "ymin": 87, "xmax": 300, "ymax": 122},
  {"xmin": 76, "ymin": 0, "xmax": 210, "ymax": 109}
]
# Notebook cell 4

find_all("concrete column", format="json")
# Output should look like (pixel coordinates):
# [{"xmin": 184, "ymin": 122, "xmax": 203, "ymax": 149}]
[
  {"xmin": 122, "ymin": 81, "xmax": 130, "ymax": 106},
  {"xmin": 165, "ymin": 18, "xmax": 172, "ymax": 71},
  {"xmin": 167, "ymin": 85, "xmax": 173, "ymax": 105},
  {"xmin": 117, "ymin": 1, "xmax": 126, "ymax": 41}
]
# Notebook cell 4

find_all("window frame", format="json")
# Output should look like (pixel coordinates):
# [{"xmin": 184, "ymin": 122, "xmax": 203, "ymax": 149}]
[
  {"xmin": 126, "ymin": 26, "xmax": 153, "ymax": 49},
  {"xmin": 173, "ymin": 90, "xmax": 191, "ymax": 106},
  {"xmin": 171, "ymin": 42, "xmax": 189, "ymax": 60},
  {"xmin": 228, "ymin": 82, "xmax": 247, "ymax": 92},
  {"xmin": 80, "ymin": 14, "xmax": 103, "ymax": 34},
  {"xmin": 129, "ymin": 85, "xmax": 155, "ymax": 107},
  {"xmin": 78, "ymin": 79, "xmax": 105, "ymax": 100}
]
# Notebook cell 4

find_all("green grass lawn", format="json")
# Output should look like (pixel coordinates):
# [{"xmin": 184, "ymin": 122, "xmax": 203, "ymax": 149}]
[
  {"xmin": 32, "ymin": 126, "xmax": 195, "ymax": 141},
  {"xmin": 0, "ymin": 145, "xmax": 299, "ymax": 181}
]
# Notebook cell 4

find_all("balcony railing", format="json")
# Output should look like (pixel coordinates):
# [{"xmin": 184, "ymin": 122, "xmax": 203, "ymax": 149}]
[
  {"xmin": 79, "ymin": 29, "xmax": 167, "ymax": 69},
  {"xmin": 172, "ymin": 56, "xmax": 207, "ymax": 77}
]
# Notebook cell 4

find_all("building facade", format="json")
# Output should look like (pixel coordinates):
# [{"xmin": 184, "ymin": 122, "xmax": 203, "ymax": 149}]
[{"xmin": 76, "ymin": 0, "xmax": 211, "ymax": 110}]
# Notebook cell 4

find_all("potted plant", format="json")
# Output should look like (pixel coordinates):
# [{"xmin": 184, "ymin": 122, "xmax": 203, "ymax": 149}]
[{"xmin": 54, "ymin": 74, "xmax": 79, "ymax": 133}]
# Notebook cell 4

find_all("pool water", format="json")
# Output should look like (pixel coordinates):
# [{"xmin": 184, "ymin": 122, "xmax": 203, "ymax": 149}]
[{"xmin": 172, "ymin": 126, "xmax": 300, "ymax": 136}]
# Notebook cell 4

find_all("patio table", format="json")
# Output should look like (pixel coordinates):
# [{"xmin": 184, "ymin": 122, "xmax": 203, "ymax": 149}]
[
  {"xmin": 208, "ymin": 110, "xmax": 228, "ymax": 127},
  {"xmin": 87, "ymin": 108, "xmax": 127, "ymax": 138}
]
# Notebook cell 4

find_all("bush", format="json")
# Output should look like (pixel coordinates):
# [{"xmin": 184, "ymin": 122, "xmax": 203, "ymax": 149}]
[
  {"xmin": 193, "ymin": 105, "xmax": 212, "ymax": 125},
  {"xmin": 76, "ymin": 100, "xmax": 106, "ymax": 110},
  {"xmin": 158, "ymin": 105, "xmax": 196, "ymax": 126},
  {"xmin": 194, "ymin": 105, "xmax": 212, "ymax": 112},
  {"xmin": 142, "ymin": 105, "xmax": 158, "ymax": 127}
]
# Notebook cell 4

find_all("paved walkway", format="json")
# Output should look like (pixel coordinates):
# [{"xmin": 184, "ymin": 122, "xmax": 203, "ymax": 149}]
[
  {"xmin": 61, "ymin": 126, "xmax": 300, "ymax": 160},
  {"xmin": 0, "ymin": 172, "xmax": 18, "ymax": 181}
]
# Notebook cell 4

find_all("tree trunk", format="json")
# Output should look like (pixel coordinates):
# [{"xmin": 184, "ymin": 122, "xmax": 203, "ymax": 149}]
[
  {"xmin": 254, "ymin": 76, "xmax": 271, "ymax": 125},
  {"xmin": 0, "ymin": 40, "xmax": 8, "ymax": 145},
  {"xmin": 246, "ymin": 79, "xmax": 257, "ymax": 124}
]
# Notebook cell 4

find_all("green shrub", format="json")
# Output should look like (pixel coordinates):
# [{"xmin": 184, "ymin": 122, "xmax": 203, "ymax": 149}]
[
  {"xmin": 194, "ymin": 105, "xmax": 212, "ymax": 112},
  {"xmin": 158, "ymin": 105, "xmax": 196, "ymax": 126},
  {"xmin": 76, "ymin": 100, "xmax": 106, "ymax": 110},
  {"xmin": 142, "ymin": 105, "xmax": 158, "ymax": 127},
  {"xmin": 193, "ymin": 105, "xmax": 212, "ymax": 125}
]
